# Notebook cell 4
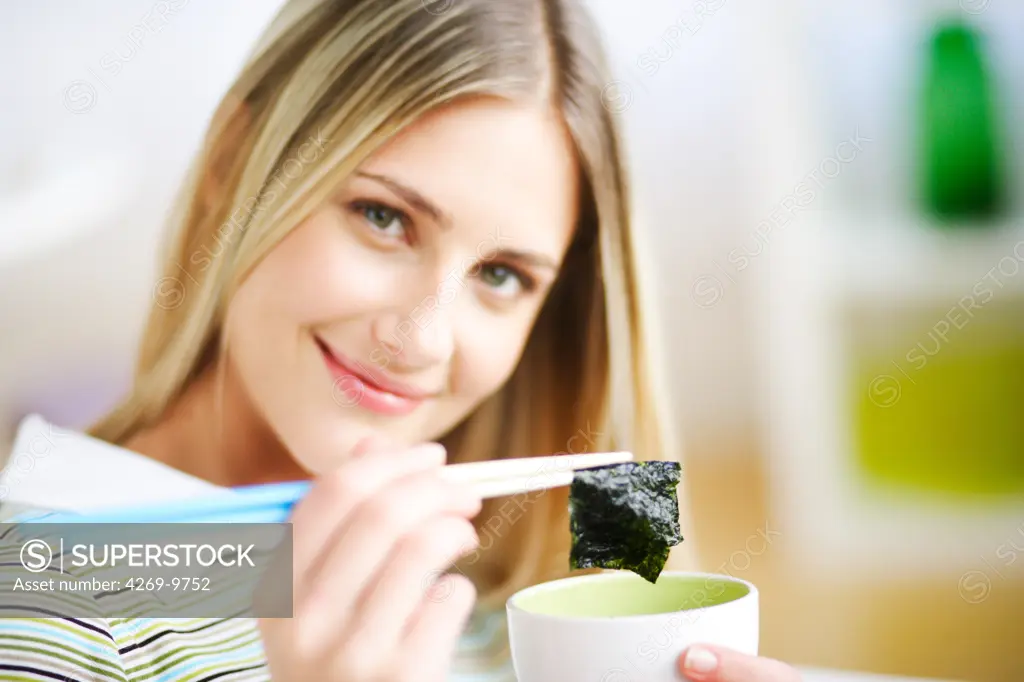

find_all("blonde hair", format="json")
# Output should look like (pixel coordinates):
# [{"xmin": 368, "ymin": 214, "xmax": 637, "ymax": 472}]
[{"xmin": 90, "ymin": 0, "xmax": 693, "ymax": 607}]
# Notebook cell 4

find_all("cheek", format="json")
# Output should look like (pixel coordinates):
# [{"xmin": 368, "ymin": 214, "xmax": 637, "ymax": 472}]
[
  {"xmin": 237, "ymin": 210, "xmax": 399, "ymax": 325},
  {"xmin": 452, "ymin": 315, "xmax": 534, "ymax": 403}
]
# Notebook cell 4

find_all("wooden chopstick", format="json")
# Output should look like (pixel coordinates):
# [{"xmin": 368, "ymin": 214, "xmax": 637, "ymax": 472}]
[
  {"xmin": 470, "ymin": 471, "xmax": 572, "ymax": 499},
  {"xmin": 26, "ymin": 451, "xmax": 634, "ymax": 524},
  {"xmin": 441, "ymin": 451, "xmax": 633, "ymax": 484}
]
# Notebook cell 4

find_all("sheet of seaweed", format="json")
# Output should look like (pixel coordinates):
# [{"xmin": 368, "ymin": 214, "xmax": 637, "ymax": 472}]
[{"xmin": 568, "ymin": 461, "xmax": 684, "ymax": 583}]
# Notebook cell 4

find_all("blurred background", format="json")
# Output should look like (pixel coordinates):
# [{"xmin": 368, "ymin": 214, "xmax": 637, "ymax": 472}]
[{"xmin": 1, "ymin": 0, "xmax": 1022, "ymax": 680}]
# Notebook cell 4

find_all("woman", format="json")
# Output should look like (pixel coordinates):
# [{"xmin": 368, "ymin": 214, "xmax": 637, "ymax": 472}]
[{"xmin": 0, "ymin": 0, "xmax": 801, "ymax": 680}]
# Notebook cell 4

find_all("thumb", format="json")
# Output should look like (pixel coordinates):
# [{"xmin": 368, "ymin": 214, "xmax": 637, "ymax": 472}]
[{"xmin": 678, "ymin": 645, "xmax": 800, "ymax": 682}]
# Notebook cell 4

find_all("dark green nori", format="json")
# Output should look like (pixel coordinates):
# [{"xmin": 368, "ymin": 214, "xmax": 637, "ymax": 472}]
[{"xmin": 568, "ymin": 461, "xmax": 684, "ymax": 583}]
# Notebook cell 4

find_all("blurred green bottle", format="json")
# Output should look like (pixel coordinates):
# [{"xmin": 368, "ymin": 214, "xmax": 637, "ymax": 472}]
[{"xmin": 918, "ymin": 20, "xmax": 1007, "ymax": 221}]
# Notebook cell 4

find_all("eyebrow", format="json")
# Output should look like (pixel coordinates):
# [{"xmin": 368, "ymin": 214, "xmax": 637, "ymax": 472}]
[
  {"xmin": 356, "ymin": 171, "xmax": 452, "ymax": 229},
  {"xmin": 495, "ymin": 249, "xmax": 560, "ymax": 272}
]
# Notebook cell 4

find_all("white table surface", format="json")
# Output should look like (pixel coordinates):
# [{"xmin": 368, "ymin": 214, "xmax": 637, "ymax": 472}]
[{"xmin": 799, "ymin": 667, "xmax": 964, "ymax": 682}]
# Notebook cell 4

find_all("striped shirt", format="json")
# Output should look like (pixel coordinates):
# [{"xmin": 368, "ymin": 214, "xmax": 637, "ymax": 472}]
[{"xmin": 0, "ymin": 416, "xmax": 516, "ymax": 681}]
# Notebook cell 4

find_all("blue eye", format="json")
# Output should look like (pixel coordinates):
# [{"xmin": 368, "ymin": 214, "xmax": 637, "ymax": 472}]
[
  {"xmin": 353, "ymin": 201, "xmax": 408, "ymax": 240},
  {"xmin": 478, "ymin": 263, "xmax": 535, "ymax": 298}
]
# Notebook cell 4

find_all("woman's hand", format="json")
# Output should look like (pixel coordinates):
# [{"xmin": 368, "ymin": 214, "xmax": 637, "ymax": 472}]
[
  {"xmin": 258, "ymin": 439, "xmax": 482, "ymax": 682},
  {"xmin": 678, "ymin": 645, "xmax": 803, "ymax": 682}
]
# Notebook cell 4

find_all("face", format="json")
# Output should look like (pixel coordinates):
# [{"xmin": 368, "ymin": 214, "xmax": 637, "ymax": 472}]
[{"xmin": 225, "ymin": 97, "xmax": 580, "ymax": 474}]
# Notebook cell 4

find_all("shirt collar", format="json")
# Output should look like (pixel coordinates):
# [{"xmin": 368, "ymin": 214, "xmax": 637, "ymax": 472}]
[{"xmin": 1, "ymin": 414, "xmax": 225, "ymax": 514}]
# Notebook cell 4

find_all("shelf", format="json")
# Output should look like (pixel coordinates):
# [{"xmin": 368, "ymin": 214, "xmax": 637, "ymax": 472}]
[
  {"xmin": 762, "ymin": 213, "xmax": 1024, "ymax": 577},
  {"xmin": 811, "ymin": 214, "xmax": 1024, "ymax": 305},
  {"xmin": 771, "ymin": 464, "xmax": 1024, "ymax": 580}
]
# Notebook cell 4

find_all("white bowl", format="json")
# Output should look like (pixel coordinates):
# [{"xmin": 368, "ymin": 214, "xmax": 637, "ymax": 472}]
[{"xmin": 506, "ymin": 571, "xmax": 759, "ymax": 682}]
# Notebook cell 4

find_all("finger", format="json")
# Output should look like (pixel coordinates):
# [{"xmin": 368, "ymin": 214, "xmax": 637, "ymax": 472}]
[
  {"xmin": 678, "ymin": 645, "xmax": 802, "ymax": 682},
  {"xmin": 393, "ymin": 573, "xmax": 477, "ymax": 682},
  {"xmin": 297, "ymin": 472, "xmax": 480, "ymax": 608},
  {"xmin": 289, "ymin": 442, "xmax": 446, "ymax": 580},
  {"xmin": 293, "ymin": 472, "xmax": 481, "ymax": 651},
  {"xmin": 346, "ymin": 515, "xmax": 479, "ymax": 651}
]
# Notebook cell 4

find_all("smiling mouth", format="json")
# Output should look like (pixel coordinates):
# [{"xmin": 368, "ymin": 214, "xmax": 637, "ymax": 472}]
[{"xmin": 314, "ymin": 336, "xmax": 436, "ymax": 416}]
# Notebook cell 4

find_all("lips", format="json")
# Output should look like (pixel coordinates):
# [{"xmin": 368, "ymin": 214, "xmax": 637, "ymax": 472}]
[{"xmin": 315, "ymin": 336, "xmax": 436, "ymax": 416}]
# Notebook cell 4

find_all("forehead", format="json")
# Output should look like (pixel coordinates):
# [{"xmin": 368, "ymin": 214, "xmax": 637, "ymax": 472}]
[{"xmin": 358, "ymin": 97, "xmax": 580, "ymax": 260}]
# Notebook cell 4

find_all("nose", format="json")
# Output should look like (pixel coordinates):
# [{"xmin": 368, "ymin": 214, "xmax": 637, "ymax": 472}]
[{"xmin": 372, "ymin": 301, "xmax": 454, "ymax": 371}]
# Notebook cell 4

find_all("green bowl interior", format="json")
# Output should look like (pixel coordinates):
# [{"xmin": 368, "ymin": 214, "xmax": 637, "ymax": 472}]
[{"xmin": 512, "ymin": 574, "xmax": 750, "ymax": 618}]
